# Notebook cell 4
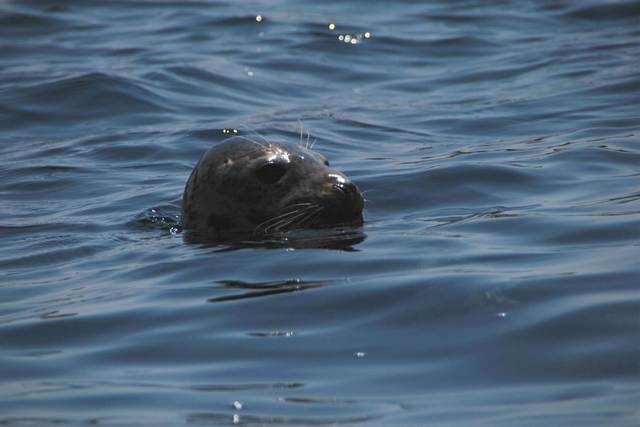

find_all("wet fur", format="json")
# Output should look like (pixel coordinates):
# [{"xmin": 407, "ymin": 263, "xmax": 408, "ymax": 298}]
[{"xmin": 182, "ymin": 136, "xmax": 363, "ymax": 237}]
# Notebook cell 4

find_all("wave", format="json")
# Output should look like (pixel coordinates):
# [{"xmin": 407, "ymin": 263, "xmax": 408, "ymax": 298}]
[{"xmin": 0, "ymin": 72, "xmax": 171, "ymax": 129}]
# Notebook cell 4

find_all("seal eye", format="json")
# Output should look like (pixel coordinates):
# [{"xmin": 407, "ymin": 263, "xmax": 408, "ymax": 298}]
[
  {"xmin": 256, "ymin": 162, "xmax": 287, "ymax": 184},
  {"xmin": 324, "ymin": 160, "xmax": 330, "ymax": 166}
]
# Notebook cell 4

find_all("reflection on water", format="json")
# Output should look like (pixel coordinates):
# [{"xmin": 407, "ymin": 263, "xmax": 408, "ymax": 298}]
[
  {"xmin": 207, "ymin": 279, "xmax": 331, "ymax": 303},
  {"xmin": 182, "ymin": 222, "xmax": 367, "ymax": 250}
]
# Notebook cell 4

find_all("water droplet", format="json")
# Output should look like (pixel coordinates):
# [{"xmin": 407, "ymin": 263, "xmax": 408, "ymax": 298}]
[
  {"xmin": 364, "ymin": 32, "xmax": 371, "ymax": 39},
  {"xmin": 328, "ymin": 23, "xmax": 336, "ymax": 30},
  {"xmin": 233, "ymin": 400, "xmax": 243, "ymax": 410},
  {"xmin": 496, "ymin": 312, "xmax": 507, "ymax": 318},
  {"xmin": 255, "ymin": 15, "xmax": 262, "ymax": 23},
  {"xmin": 233, "ymin": 414, "xmax": 240, "ymax": 424},
  {"xmin": 355, "ymin": 351, "xmax": 366, "ymax": 358}
]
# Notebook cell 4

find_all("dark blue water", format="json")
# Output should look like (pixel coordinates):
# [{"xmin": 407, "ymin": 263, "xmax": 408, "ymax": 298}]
[{"xmin": 1, "ymin": 0, "xmax": 639, "ymax": 425}]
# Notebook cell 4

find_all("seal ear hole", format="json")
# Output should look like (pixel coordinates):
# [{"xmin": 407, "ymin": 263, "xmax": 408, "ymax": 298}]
[{"xmin": 256, "ymin": 163, "xmax": 287, "ymax": 184}]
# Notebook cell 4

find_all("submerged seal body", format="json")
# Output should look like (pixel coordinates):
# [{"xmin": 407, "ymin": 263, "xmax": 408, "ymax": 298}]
[{"xmin": 182, "ymin": 136, "xmax": 364, "ymax": 236}]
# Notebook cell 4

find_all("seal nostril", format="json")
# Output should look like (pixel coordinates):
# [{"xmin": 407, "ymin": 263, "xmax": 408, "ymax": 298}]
[
  {"xmin": 332, "ymin": 183, "xmax": 347, "ymax": 198},
  {"xmin": 334, "ymin": 182, "xmax": 357, "ymax": 199}
]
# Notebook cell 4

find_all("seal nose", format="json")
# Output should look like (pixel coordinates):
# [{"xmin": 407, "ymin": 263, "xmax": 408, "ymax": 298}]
[
  {"xmin": 328, "ymin": 172, "xmax": 362, "ymax": 202},
  {"xmin": 307, "ymin": 172, "xmax": 364, "ymax": 226},
  {"xmin": 331, "ymin": 180, "xmax": 364, "ymax": 217},
  {"xmin": 334, "ymin": 181, "xmax": 360, "ymax": 202}
]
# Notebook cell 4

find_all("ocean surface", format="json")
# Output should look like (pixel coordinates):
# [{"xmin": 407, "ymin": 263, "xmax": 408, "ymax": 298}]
[{"xmin": 1, "ymin": 0, "xmax": 639, "ymax": 425}]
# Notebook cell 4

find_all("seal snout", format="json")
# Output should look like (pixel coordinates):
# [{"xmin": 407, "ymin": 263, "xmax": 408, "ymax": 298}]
[
  {"xmin": 322, "ymin": 174, "xmax": 364, "ymax": 225},
  {"xmin": 333, "ymin": 181, "xmax": 363, "ymax": 208}
]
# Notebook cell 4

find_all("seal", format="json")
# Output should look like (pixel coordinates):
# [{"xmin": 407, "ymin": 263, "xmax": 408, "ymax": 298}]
[{"xmin": 182, "ymin": 136, "xmax": 364, "ymax": 237}]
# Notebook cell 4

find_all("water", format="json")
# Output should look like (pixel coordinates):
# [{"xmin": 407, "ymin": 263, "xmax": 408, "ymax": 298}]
[{"xmin": 1, "ymin": 0, "xmax": 639, "ymax": 425}]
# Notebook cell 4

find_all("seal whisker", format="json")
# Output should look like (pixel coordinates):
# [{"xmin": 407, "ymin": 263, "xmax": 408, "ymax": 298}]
[
  {"xmin": 271, "ymin": 206, "xmax": 321, "ymax": 231},
  {"xmin": 255, "ymin": 205, "xmax": 318, "ymax": 233},
  {"xmin": 234, "ymin": 122, "xmax": 271, "ymax": 147},
  {"xmin": 255, "ymin": 210, "xmax": 302, "ymax": 232},
  {"xmin": 261, "ymin": 204, "xmax": 315, "ymax": 224},
  {"xmin": 261, "ymin": 204, "xmax": 321, "ymax": 233},
  {"xmin": 234, "ymin": 135, "xmax": 267, "ymax": 149},
  {"xmin": 285, "ymin": 202, "xmax": 313, "ymax": 209},
  {"xmin": 298, "ymin": 205, "xmax": 324, "ymax": 227},
  {"xmin": 270, "ymin": 215, "xmax": 306, "ymax": 232},
  {"xmin": 264, "ymin": 213, "xmax": 306, "ymax": 233},
  {"xmin": 298, "ymin": 120, "xmax": 305, "ymax": 148},
  {"xmin": 272, "ymin": 205, "xmax": 323, "ymax": 231},
  {"xmin": 296, "ymin": 120, "xmax": 314, "ymax": 149},
  {"xmin": 245, "ymin": 126, "xmax": 272, "ymax": 147}
]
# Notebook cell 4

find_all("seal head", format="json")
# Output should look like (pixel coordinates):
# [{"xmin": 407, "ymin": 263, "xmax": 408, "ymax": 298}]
[{"xmin": 182, "ymin": 136, "xmax": 364, "ymax": 236}]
